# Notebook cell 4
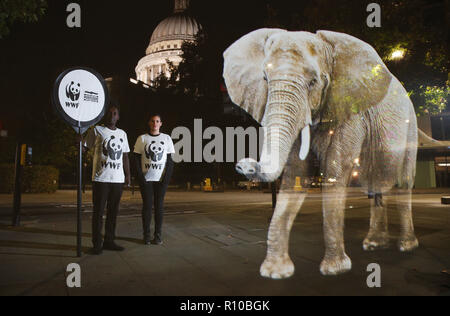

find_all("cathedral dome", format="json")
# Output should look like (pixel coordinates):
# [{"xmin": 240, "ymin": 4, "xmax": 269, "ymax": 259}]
[
  {"xmin": 145, "ymin": 0, "xmax": 201, "ymax": 55},
  {"xmin": 136, "ymin": 0, "xmax": 201, "ymax": 85},
  {"xmin": 149, "ymin": 13, "xmax": 201, "ymax": 48}
]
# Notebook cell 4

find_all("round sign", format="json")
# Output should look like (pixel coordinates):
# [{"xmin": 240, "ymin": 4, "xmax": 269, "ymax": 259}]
[{"xmin": 52, "ymin": 67, "xmax": 109, "ymax": 134}]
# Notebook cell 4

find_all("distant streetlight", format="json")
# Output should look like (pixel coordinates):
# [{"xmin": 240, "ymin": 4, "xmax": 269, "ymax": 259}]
[{"xmin": 389, "ymin": 48, "xmax": 407, "ymax": 61}]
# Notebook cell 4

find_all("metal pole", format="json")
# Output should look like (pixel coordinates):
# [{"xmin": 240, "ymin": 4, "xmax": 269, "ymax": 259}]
[
  {"xmin": 446, "ymin": 152, "xmax": 449, "ymax": 188},
  {"xmin": 12, "ymin": 143, "xmax": 23, "ymax": 226},
  {"xmin": 271, "ymin": 181, "xmax": 277, "ymax": 210},
  {"xmin": 82, "ymin": 162, "xmax": 86, "ymax": 194},
  {"xmin": 77, "ymin": 127, "xmax": 82, "ymax": 257}
]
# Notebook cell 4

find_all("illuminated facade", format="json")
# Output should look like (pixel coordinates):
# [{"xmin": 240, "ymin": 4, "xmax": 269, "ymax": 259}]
[{"xmin": 135, "ymin": 0, "xmax": 201, "ymax": 85}]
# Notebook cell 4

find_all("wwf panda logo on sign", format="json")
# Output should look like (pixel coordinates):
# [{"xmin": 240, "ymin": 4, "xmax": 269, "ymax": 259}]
[
  {"xmin": 53, "ymin": 67, "xmax": 109, "ymax": 135},
  {"xmin": 66, "ymin": 82, "xmax": 81, "ymax": 101},
  {"xmin": 103, "ymin": 136, "xmax": 123, "ymax": 161},
  {"xmin": 145, "ymin": 141, "xmax": 165, "ymax": 162}
]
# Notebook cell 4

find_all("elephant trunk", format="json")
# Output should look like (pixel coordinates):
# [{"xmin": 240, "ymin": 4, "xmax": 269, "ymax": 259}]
[{"xmin": 237, "ymin": 79, "xmax": 311, "ymax": 182}]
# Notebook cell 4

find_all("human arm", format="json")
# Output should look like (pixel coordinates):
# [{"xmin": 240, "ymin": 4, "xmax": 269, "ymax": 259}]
[
  {"xmin": 123, "ymin": 153, "xmax": 131, "ymax": 187},
  {"xmin": 161, "ymin": 136, "xmax": 176, "ymax": 188},
  {"xmin": 82, "ymin": 127, "xmax": 96, "ymax": 152},
  {"xmin": 161, "ymin": 154, "xmax": 174, "ymax": 188},
  {"xmin": 134, "ymin": 152, "xmax": 146, "ymax": 185}
]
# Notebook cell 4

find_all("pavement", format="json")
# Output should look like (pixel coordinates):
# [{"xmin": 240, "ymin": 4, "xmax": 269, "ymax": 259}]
[{"xmin": 0, "ymin": 189, "xmax": 450, "ymax": 296}]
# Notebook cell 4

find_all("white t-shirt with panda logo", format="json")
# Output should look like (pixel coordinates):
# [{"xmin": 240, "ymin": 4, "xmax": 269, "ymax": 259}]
[
  {"xmin": 134, "ymin": 133, "xmax": 175, "ymax": 182},
  {"xmin": 84, "ymin": 126, "xmax": 130, "ymax": 183}
]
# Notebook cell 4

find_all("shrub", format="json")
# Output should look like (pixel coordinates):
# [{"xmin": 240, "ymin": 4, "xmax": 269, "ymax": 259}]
[{"xmin": 0, "ymin": 164, "xmax": 59, "ymax": 194}]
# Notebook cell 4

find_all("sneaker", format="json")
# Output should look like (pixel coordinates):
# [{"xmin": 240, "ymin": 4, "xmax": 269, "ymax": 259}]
[
  {"xmin": 103, "ymin": 242, "xmax": 125, "ymax": 251},
  {"xmin": 144, "ymin": 237, "xmax": 151, "ymax": 245},
  {"xmin": 150, "ymin": 237, "xmax": 163, "ymax": 245}
]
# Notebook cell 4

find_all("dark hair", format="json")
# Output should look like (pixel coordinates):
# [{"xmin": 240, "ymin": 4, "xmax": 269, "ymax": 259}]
[
  {"xmin": 109, "ymin": 99, "xmax": 120, "ymax": 112},
  {"xmin": 148, "ymin": 113, "xmax": 162, "ymax": 121}
]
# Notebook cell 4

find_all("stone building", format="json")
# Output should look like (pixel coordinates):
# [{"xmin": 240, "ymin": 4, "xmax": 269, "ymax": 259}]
[{"xmin": 135, "ymin": 0, "xmax": 202, "ymax": 85}]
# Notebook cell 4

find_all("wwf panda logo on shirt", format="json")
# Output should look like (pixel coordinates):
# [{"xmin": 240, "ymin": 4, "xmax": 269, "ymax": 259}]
[
  {"xmin": 66, "ymin": 81, "xmax": 81, "ymax": 101},
  {"xmin": 103, "ymin": 136, "xmax": 124, "ymax": 161},
  {"xmin": 145, "ymin": 140, "xmax": 165, "ymax": 162}
]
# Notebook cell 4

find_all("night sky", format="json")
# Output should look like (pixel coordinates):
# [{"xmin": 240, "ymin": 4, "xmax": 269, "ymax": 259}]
[
  {"xmin": 0, "ymin": 0, "xmax": 273, "ymax": 124},
  {"xmin": 0, "ymin": 0, "xmax": 445, "ymax": 130}
]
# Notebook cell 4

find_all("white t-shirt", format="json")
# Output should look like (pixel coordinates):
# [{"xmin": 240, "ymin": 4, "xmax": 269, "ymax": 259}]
[
  {"xmin": 84, "ymin": 126, "xmax": 130, "ymax": 183},
  {"xmin": 134, "ymin": 133, "xmax": 175, "ymax": 182}
]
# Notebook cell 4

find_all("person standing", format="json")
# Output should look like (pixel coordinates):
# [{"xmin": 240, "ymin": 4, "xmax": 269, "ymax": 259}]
[
  {"xmin": 134, "ymin": 114, "xmax": 175, "ymax": 245},
  {"xmin": 84, "ymin": 105, "xmax": 131, "ymax": 254}
]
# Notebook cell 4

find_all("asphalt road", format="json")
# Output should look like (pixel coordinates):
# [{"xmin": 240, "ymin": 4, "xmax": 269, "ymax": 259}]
[{"xmin": 0, "ymin": 190, "xmax": 449, "ymax": 296}]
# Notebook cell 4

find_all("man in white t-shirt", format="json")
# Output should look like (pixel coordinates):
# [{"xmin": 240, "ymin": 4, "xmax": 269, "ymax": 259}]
[
  {"xmin": 134, "ymin": 114, "xmax": 175, "ymax": 245},
  {"xmin": 84, "ymin": 104, "xmax": 131, "ymax": 254}
]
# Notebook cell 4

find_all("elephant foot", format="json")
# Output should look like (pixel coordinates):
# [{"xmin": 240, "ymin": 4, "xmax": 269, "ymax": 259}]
[
  {"xmin": 260, "ymin": 255, "xmax": 295, "ymax": 280},
  {"xmin": 398, "ymin": 237, "xmax": 419, "ymax": 252},
  {"xmin": 363, "ymin": 233, "xmax": 390, "ymax": 251},
  {"xmin": 320, "ymin": 254, "xmax": 352, "ymax": 276}
]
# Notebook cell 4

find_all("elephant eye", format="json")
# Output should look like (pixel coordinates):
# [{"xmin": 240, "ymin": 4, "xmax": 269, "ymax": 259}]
[{"xmin": 309, "ymin": 78, "xmax": 318, "ymax": 89}]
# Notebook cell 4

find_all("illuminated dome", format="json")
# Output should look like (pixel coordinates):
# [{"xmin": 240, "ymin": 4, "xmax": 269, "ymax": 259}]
[
  {"xmin": 148, "ymin": 14, "xmax": 200, "ymax": 51},
  {"xmin": 135, "ymin": 0, "xmax": 202, "ymax": 85}
]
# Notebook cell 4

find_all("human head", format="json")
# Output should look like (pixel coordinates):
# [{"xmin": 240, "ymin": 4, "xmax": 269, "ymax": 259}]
[
  {"xmin": 148, "ymin": 113, "xmax": 162, "ymax": 135},
  {"xmin": 105, "ymin": 102, "xmax": 120, "ymax": 127}
]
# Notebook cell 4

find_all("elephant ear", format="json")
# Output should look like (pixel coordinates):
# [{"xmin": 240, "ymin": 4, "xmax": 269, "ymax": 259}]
[
  {"xmin": 223, "ymin": 28, "xmax": 286, "ymax": 123},
  {"xmin": 317, "ymin": 31, "xmax": 392, "ymax": 122}
]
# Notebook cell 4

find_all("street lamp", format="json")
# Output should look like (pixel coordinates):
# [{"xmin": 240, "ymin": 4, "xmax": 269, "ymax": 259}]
[{"xmin": 389, "ymin": 48, "xmax": 407, "ymax": 61}]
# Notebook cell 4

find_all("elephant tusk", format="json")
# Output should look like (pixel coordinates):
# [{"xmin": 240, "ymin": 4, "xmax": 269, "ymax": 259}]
[{"xmin": 299, "ymin": 125, "xmax": 311, "ymax": 161}]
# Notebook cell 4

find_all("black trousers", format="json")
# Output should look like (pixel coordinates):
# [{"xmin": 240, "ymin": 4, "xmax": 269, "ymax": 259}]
[
  {"xmin": 92, "ymin": 182, "xmax": 123, "ymax": 248},
  {"xmin": 140, "ymin": 181, "xmax": 168, "ymax": 239}
]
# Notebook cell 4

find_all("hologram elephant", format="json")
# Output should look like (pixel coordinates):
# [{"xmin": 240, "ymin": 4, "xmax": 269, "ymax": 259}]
[{"xmin": 223, "ymin": 29, "xmax": 419, "ymax": 278}]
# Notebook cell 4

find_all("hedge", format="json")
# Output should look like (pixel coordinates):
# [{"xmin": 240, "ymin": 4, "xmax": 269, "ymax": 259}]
[{"xmin": 0, "ymin": 164, "xmax": 59, "ymax": 194}]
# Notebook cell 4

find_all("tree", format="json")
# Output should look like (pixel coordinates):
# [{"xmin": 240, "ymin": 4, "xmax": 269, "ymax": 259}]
[
  {"xmin": 0, "ymin": 0, "xmax": 47, "ymax": 38},
  {"xmin": 169, "ymin": 29, "xmax": 221, "ymax": 101},
  {"xmin": 263, "ymin": 0, "xmax": 449, "ymax": 115},
  {"xmin": 417, "ymin": 84, "xmax": 450, "ymax": 116}
]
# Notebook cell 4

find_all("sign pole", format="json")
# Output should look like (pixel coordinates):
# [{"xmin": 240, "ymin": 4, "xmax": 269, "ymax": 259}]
[
  {"xmin": 52, "ymin": 67, "xmax": 109, "ymax": 257},
  {"xmin": 77, "ymin": 125, "xmax": 83, "ymax": 257},
  {"xmin": 12, "ymin": 143, "xmax": 24, "ymax": 226}
]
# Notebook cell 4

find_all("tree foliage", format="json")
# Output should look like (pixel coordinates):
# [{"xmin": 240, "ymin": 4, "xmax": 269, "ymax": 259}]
[
  {"xmin": 263, "ymin": 0, "xmax": 449, "ymax": 115},
  {"xmin": 0, "ymin": 0, "xmax": 47, "ymax": 38},
  {"xmin": 157, "ymin": 29, "xmax": 220, "ymax": 101},
  {"xmin": 417, "ymin": 85, "xmax": 450, "ymax": 116}
]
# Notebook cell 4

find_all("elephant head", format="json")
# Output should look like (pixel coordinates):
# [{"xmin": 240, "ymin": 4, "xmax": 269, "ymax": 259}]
[{"xmin": 223, "ymin": 29, "xmax": 392, "ymax": 182}]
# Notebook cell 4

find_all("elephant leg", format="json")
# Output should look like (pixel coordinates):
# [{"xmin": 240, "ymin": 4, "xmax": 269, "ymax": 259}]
[
  {"xmin": 320, "ymin": 186, "xmax": 352, "ymax": 276},
  {"xmin": 395, "ymin": 189, "xmax": 419, "ymax": 252},
  {"xmin": 363, "ymin": 193, "xmax": 390, "ymax": 251},
  {"xmin": 260, "ymin": 191, "xmax": 306, "ymax": 279},
  {"xmin": 317, "ymin": 120, "xmax": 364, "ymax": 276}
]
